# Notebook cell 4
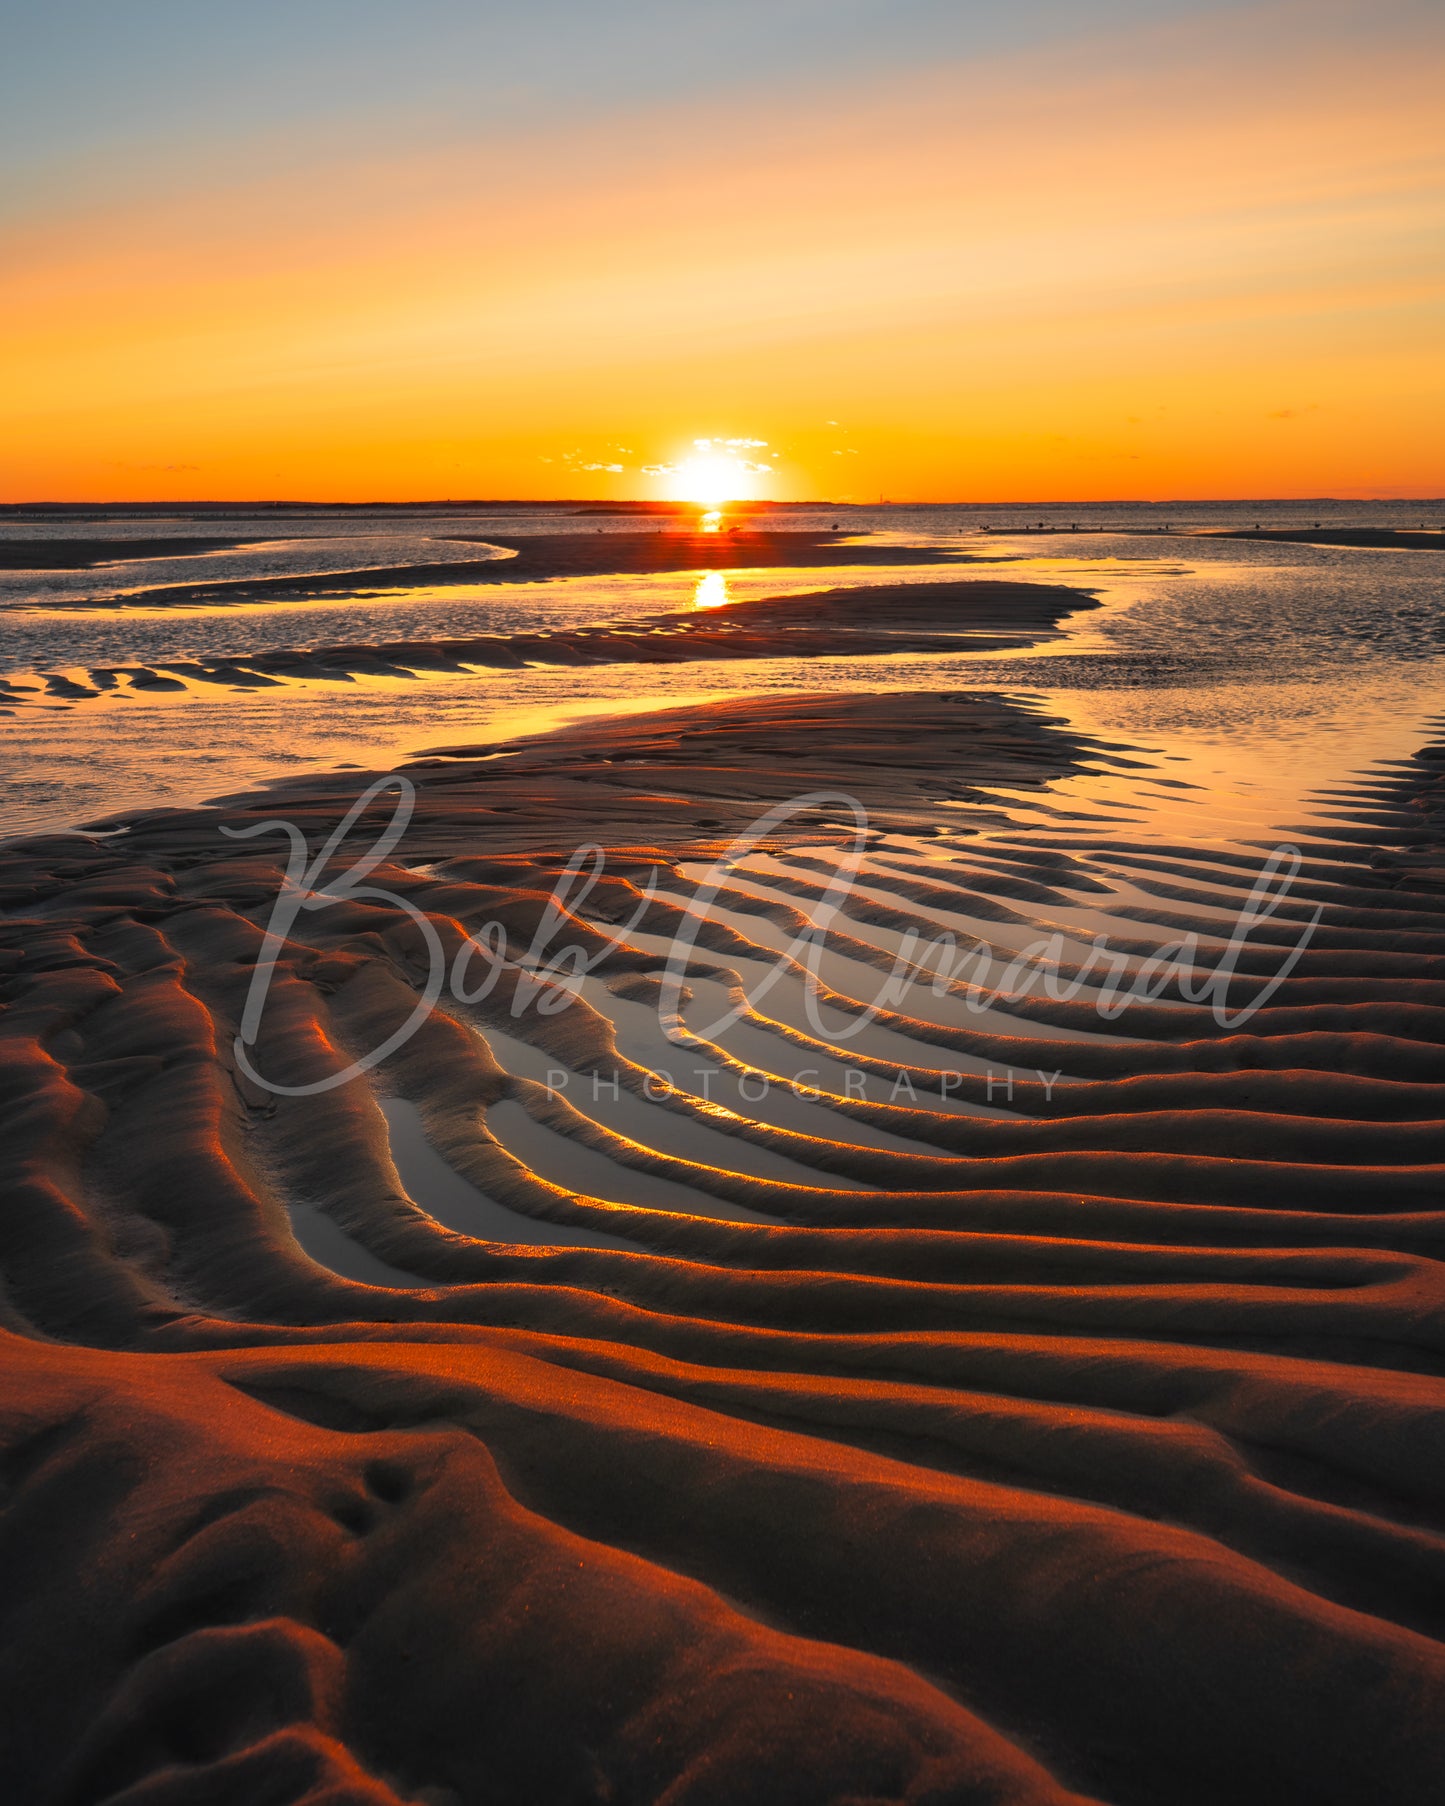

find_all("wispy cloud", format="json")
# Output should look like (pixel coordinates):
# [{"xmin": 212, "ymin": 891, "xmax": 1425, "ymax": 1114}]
[{"xmin": 560, "ymin": 449, "xmax": 625, "ymax": 473}]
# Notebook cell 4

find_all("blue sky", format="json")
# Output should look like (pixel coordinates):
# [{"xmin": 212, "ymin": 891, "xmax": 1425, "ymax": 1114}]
[{"xmin": 3, "ymin": 1, "xmax": 1258, "ymax": 208}]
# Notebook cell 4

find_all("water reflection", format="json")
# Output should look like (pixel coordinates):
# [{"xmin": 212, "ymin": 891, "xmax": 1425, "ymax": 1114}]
[
  {"xmin": 692, "ymin": 571, "xmax": 732, "ymax": 609},
  {"xmin": 2, "ymin": 529, "xmax": 1442, "ymax": 840},
  {"xmin": 699, "ymin": 510, "xmax": 724, "ymax": 534}
]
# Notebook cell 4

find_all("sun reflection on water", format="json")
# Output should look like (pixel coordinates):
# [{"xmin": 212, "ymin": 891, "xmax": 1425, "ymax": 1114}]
[{"xmin": 693, "ymin": 571, "xmax": 731, "ymax": 609}]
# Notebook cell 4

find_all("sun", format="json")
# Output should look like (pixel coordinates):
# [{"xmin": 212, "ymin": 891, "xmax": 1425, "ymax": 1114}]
[
  {"xmin": 671, "ymin": 451, "xmax": 750, "ymax": 507},
  {"xmin": 659, "ymin": 437, "xmax": 773, "ymax": 506}
]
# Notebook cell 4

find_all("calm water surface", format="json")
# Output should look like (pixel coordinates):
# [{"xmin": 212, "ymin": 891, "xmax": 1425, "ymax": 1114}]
[{"xmin": 0, "ymin": 502, "xmax": 1440, "ymax": 841}]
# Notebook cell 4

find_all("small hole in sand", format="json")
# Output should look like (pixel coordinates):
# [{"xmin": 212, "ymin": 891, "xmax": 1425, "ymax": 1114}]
[{"xmin": 365, "ymin": 1460, "xmax": 412, "ymax": 1505}]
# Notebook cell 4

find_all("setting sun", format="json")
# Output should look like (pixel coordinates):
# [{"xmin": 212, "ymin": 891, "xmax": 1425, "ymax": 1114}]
[
  {"xmin": 670, "ymin": 454, "xmax": 749, "ymax": 506},
  {"xmin": 661, "ymin": 438, "xmax": 773, "ymax": 506}
]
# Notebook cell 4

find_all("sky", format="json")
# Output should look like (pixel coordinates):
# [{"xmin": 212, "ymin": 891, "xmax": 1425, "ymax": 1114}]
[{"xmin": 2, "ymin": 0, "xmax": 1441, "ymax": 502}]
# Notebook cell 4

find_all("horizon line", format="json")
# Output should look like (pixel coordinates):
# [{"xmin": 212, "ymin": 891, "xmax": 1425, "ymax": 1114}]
[{"xmin": 2, "ymin": 496, "xmax": 1441, "ymax": 512}]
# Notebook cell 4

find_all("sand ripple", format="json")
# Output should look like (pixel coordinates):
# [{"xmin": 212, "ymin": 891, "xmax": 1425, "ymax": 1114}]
[{"xmin": 0, "ymin": 689, "xmax": 1442, "ymax": 1803}]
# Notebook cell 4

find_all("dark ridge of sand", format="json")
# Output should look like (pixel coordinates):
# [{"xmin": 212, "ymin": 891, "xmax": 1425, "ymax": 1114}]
[
  {"xmin": 1, "ymin": 690, "xmax": 1443, "ymax": 1803},
  {"xmin": 1203, "ymin": 528, "xmax": 1445, "ymax": 550},
  {"xmin": 14, "ymin": 529, "xmax": 979, "ymax": 610},
  {"xmin": 0, "ymin": 575, "xmax": 1098, "ymax": 705},
  {"xmin": 0, "ymin": 536, "xmax": 271, "ymax": 569}
]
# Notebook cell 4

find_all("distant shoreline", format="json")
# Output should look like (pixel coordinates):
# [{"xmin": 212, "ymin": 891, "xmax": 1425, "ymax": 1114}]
[{"xmin": 2, "ymin": 496, "xmax": 1441, "ymax": 519}]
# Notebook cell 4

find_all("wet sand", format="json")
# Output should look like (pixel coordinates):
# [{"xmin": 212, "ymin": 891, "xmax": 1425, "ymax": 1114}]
[
  {"xmin": 1, "ymin": 671, "xmax": 1442, "ymax": 1802},
  {"xmin": 23, "ymin": 528, "xmax": 975, "ymax": 610},
  {"xmin": 2, "ymin": 574, "xmax": 1097, "ymax": 706},
  {"xmin": 1204, "ymin": 527, "xmax": 1445, "ymax": 551},
  {"xmin": 0, "ymin": 536, "xmax": 272, "ymax": 570}
]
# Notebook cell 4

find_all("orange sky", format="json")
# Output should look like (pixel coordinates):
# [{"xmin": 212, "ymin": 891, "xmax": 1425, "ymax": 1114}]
[{"xmin": 3, "ymin": 2, "xmax": 1441, "ymax": 502}]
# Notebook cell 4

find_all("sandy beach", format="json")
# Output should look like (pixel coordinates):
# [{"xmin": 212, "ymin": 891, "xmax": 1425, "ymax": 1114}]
[
  {"xmin": 10, "ymin": 0, "xmax": 1445, "ymax": 1782},
  {"xmin": 1, "ymin": 511, "xmax": 1443, "ymax": 1801}
]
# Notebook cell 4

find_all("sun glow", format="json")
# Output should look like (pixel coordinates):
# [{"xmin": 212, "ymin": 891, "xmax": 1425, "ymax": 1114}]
[
  {"xmin": 663, "ymin": 437, "xmax": 772, "ymax": 507},
  {"xmin": 671, "ymin": 453, "xmax": 750, "ymax": 506}
]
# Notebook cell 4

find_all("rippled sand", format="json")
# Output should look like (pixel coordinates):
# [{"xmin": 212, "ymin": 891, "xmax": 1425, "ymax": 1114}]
[{"xmin": 1, "ymin": 656, "xmax": 1442, "ymax": 1802}]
